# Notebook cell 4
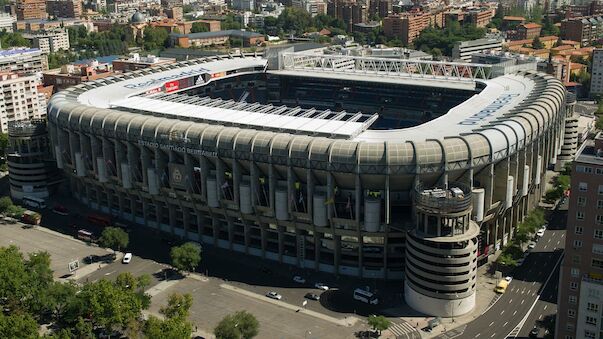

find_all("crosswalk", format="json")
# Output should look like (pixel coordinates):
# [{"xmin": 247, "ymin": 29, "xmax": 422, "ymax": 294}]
[{"xmin": 389, "ymin": 321, "xmax": 421, "ymax": 339}]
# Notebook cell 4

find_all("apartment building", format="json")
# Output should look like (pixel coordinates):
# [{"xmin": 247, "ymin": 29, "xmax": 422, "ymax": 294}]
[
  {"xmin": 383, "ymin": 13, "xmax": 430, "ymax": 45},
  {"xmin": 556, "ymin": 132, "xmax": 603, "ymax": 339},
  {"xmin": 112, "ymin": 53, "xmax": 176, "ymax": 72},
  {"xmin": 0, "ymin": 13, "xmax": 16, "ymax": 32},
  {"xmin": 16, "ymin": 0, "xmax": 47, "ymax": 20},
  {"xmin": 452, "ymin": 37, "xmax": 503, "ymax": 62},
  {"xmin": 0, "ymin": 48, "xmax": 47, "ymax": 74},
  {"xmin": 0, "ymin": 72, "xmax": 46, "ymax": 133},
  {"xmin": 507, "ymin": 22, "xmax": 542, "ymax": 41},
  {"xmin": 26, "ymin": 29, "xmax": 70, "ymax": 54},
  {"xmin": 45, "ymin": 0, "xmax": 82, "ymax": 18},
  {"xmin": 590, "ymin": 49, "xmax": 603, "ymax": 97},
  {"xmin": 42, "ymin": 59, "xmax": 113, "ymax": 92},
  {"xmin": 368, "ymin": 0, "xmax": 391, "ymax": 20},
  {"xmin": 561, "ymin": 16, "xmax": 603, "ymax": 47},
  {"xmin": 327, "ymin": 0, "xmax": 368, "ymax": 32}
]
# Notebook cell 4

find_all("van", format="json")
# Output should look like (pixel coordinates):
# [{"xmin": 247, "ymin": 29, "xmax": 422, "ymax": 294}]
[{"xmin": 494, "ymin": 279, "xmax": 509, "ymax": 294}]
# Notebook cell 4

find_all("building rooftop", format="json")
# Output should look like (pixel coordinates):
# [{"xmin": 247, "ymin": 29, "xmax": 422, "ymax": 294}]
[
  {"xmin": 576, "ymin": 132, "xmax": 603, "ymax": 166},
  {"xmin": 0, "ymin": 48, "xmax": 42, "ymax": 58},
  {"xmin": 171, "ymin": 30, "xmax": 263, "ymax": 39},
  {"xmin": 456, "ymin": 37, "xmax": 503, "ymax": 48}
]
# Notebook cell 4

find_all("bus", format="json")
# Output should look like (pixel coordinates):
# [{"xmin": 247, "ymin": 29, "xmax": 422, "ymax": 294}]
[
  {"xmin": 77, "ymin": 229, "xmax": 94, "ymax": 242},
  {"xmin": 87, "ymin": 214, "xmax": 112, "ymax": 227},
  {"xmin": 353, "ymin": 288, "xmax": 379, "ymax": 305},
  {"xmin": 22, "ymin": 196, "xmax": 47, "ymax": 209}
]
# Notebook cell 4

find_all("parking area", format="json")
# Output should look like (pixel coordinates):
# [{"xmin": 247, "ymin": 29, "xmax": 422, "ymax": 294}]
[
  {"xmin": 79, "ymin": 253, "xmax": 168, "ymax": 288},
  {"xmin": 0, "ymin": 222, "xmax": 109, "ymax": 279},
  {"xmin": 148, "ymin": 277, "xmax": 364, "ymax": 339}
]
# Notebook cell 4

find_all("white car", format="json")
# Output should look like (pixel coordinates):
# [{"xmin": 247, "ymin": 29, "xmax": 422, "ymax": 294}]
[
  {"xmin": 315, "ymin": 282, "xmax": 329, "ymax": 291},
  {"xmin": 293, "ymin": 276, "xmax": 306, "ymax": 284},
  {"xmin": 266, "ymin": 291, "xmax": 282, "ymax": 300},
  {"xmin": 505, "ymin": 276, "xmax": 513, "ymax": 283},
  {"xmin": 528, "ymin": 242, "xmax": 536, "ymax": 250},
  {"xmin": 536, "ymin": 229, "xmax": 545, "ymax": 237},
  {"xmin": 122, "ymin": 252, "xmax": 132, "ymax": 264}
]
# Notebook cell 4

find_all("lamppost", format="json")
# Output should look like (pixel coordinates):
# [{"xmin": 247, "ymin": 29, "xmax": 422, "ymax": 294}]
[{"xmin": 304, "ymin": 330, "xmax": 311, "ymax": 339}]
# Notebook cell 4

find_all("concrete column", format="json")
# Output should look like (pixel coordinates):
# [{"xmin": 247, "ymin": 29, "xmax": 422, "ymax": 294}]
[
  {"xmin": 115, "ymin": 141, "xmax": 126, "ymax": 181},
  {"xmin": 268, "ymin": 163, "xmax": 275, "ymax": 212},
  {"xmin": 326, "ymin": 173, "xmax": 334, "ymax": 220},
  {"xmin": 250, "ymin": 162, "xmax": 258, "ymax": 207},
  {"xmin": 141, "ymin": 148, "xmax": 151, "ymax": 186},
  {"xmin": 216, "ymin": 159, "xmax": 225, "ymax": 200},
  {"xmin": 233, "ymin": 159, "xmax": 240, "ymax": 205},
  {"xmin": 90, "ymin": 136, "xmax": 100, "ymax": 174}
]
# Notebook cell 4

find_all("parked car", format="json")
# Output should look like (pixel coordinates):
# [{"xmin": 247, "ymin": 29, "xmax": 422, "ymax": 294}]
[
  {"xmin": 517, "ymin": 258, "xmax": 525, "ymax": 266},
  {"xmin": 529, "ymin": 326, "xmax": 539, "ymax": 338},
  {"xmin": 315, "ymin": 282, "xmax": 329, "ymax": 291},
  {"xmin": 536, "ymin": 229, "xmax": 545, "ymax": 237},
  {"xmin": 52, "ymin": 205, "xmax": 69, "ymax": 216},
  {"xmin": 83, "ymin": 255, "xmax": 100, "ymax": 264},
  {"xmin": 122, "ymin": 253, "xmax": 132, "ymax": 264},
  {"xmin": 293, "ymin": 276, "xmax": 306, "ymax": 284},
  {"xmin": 305, "ymin": 293, "xmax": 320, "ymax": 301},
  {"xmin": 528, "ymin": 242, "xmax": 536, "ymax": 250},
  {"xmin": 505, "ymin": 276, "xmax": 513, "ymax": 283},
  {"xmin": 266, "ymin": 291, "xmax": 282, "ymax": 300}
]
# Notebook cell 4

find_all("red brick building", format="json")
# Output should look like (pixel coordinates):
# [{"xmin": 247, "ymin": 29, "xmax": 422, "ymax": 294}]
[
  {"xmin": 383, "ymin": 13, "xmax": 431, "ymax": 45},
  {"xmin": 16, "ymin": 0, "xmax": 47, "ymax": 20},
  {"xmin": 46, "ymin": 0, "xmax": 81, "ymax": 18}
]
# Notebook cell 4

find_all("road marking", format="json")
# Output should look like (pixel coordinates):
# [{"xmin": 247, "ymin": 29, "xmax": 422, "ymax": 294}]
[
  {"xmin": 491, "ymin": 333, "xmax": 496, "ymax": 338},
  {"xmin": 539, "ymin": 314, "xmax": 542, "ymax": 320},
  {"xmin": 509, "ymin": 299, "xmax": 513, "ymax": 304},
  {"xmin": 544, "ymin": 245, "xmax": 548, "ymax": 250},
  {"xmin": 475, "ymin": 334, "xmax": 480, "ymax": 338},
  {"xmin": 521, "ymin": 300, "xmax": 524, "ymax": 305},
  {"xmin": 544, "ymin": 305, "xmax": 548, "ymax": 310},
  {"xmin": 513, "ymin": 310, "xmax": 517, "ymax": 316},
  {"xmin": 501, "ymin": 310, "xmax": 504, "ymax": 314},
  {"xmin": 489, "ymin": 321, "xmax": 494, "ymax": 327},
  {"xmin": 503, "ymin": 321, "xmax": 508, "ymax": 327},
  {"xmin": 104, "ymin": 270, "xmax": 115, "ymax": 276},
  {"xmin": 532, "ymin": 281, "xmax": 536, "ymax": 286},
  {"xmin": 557, "ymin": 240, "xmax": 560, "ymax": 245},
  {"xmin": 561, "ymin": 234, "xmax": 565, "ymax": 238},
  {"xmin": 547, "ymin": 238, "xmax": 551, "ymax": 243}
]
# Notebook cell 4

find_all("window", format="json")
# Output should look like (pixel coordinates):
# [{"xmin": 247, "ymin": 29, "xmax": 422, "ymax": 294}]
[
  {"xmin": 579, "ymin": 197, "xmax": 587, "ymax": 207},
  {"xmin": 577, "ymin": 212, "xmax": 585, "ymax": 220},
  {"xmin": 599, "ymin": 185, "xmax": 603, "ymax": 195},
  {"xmin": 599, "ymin": 200, "xmax": 603, "ymax": 209},
  {"xmin": 580, "ymin": 182, "xmax": 589, "ymax": 192},
  {"xmin": 592, "ymin": 259, "xmax": 603, "ymax": 269},
  {"xmin": 568, "ymin": 308, "xmax": 576, "ymax": 317},
  {"xmin": 594, "ymin": 244, "xmax": 603, "ymax": 255},
  {"xmin": 570, "ymin": 282, "xmax": 578, "ymax": 290},
  {"xmin": 564, "ymin": 336, "xmax": 573, "ymax": 339},
  {"xmin": 595, "ymin": 229, "xmax": 603, "ymax": 239},
  {"xmin": 578, "ymin": 166, "xmax": 593, "ymax": 173},
  {"xmin": 587, "ymin": 302, "xmax": 599, "ymax": 312},
  {"xmin": 569, "ymin": 295, "xmax": 578, "ymax": 304},
  {"xmin": 572, "ymin": 267, "xmax": 580, "ymax": 277},
  {"xmin": 584, "ymin": 330, "xmax": 596, "ymax": 339},
  {"xmin": 597, "ymin": 168, "xmax": 603, "ymax": 175},
  {"xmin": 586, "ymin": 316, "xmax": 597, "ymax": 326},
  {"xmin": 573, "ymin": 255, "xmax": 581, "ymax": 264},
  {"xmin": 574, "ymin": 240, "xmax": 583, "ymax": 248},
  {"xmin": 589, "ymin": 289, "xmax": 601, "ymax": 299},
  {"xmin": 566, "ymin": 323, "xmax": 574, "ymax": 331},
  {"xmin": 598, "ymin": 215, "xmax": 603, "ymax": 225},
  {"xmin": 576, "ymin": 226, "xmax": 584, "ymax": 235}
]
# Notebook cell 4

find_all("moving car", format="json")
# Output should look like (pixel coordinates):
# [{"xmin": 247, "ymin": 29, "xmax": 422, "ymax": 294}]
[
  {"xmin": 122, "ymin": 253, "xmax": 132, "ymax": 264},
  {"xmin": 305, "ymin": 293, "xmax": 320, "ymax": 301},
  {"xmin": 315, "ymin": 282, "xmax": 329, "ymax": 291},
  {"xmin": 293, "ymin": 276, "xmax": 306, "ymax": 284},
  {"xmin": 266, "ymin": 291, "xmax": 282, "ymax": 300},
  {"xmin": 494, "ymin": 279, "xmax": 509, "ymax": 294}
]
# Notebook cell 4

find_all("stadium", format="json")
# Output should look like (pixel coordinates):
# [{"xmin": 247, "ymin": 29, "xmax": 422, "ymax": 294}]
[{"xmin": 47, "ymin": 50, "xmax": 568, "ymax": 317}]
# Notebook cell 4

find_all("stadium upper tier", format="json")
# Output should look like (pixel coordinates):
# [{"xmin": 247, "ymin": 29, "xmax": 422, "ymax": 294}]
[{"xmin": 49, "ymin": 54, "xmax": 565, "ymax": 172}]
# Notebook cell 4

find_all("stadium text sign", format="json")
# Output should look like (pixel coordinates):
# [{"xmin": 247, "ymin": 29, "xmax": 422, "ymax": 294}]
[
  {"xmin": 458, "ymin": 93, "xmax": 520, "ymax": 125},
  {"xmin": 137, "ymin": 140, "xmax": 217, "ymax": 157},
  {"xmin": 122, "ymin": 67, "xmax": 210, "ymax": 89}
]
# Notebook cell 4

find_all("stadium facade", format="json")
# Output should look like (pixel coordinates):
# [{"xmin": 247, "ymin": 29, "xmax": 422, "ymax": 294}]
[{"xmin": 47, "ymin": 51, "xmax": 568, "ymax": 317}]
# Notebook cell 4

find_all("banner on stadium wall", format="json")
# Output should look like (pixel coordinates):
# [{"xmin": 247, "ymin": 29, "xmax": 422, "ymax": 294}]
[{"xmin": 168, "ymin": 163, "xmax": 187, "ymax": 190}]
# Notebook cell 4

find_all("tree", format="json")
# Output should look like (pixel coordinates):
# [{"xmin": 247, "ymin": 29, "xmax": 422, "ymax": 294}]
[
  {"xmin": 142, "ymin": 26, "xmax": 169, "ymax": 51},
  {"xmin": 143, "ymin": 315, "xmax": 193, "ymax": 339},
  {"xmin": 0, "ymin": 312, "xmax": 39, "ymax": 338},
  {"xmin": 170, "ymin": 242, "xmax": 201, "ymax": 273},
  {"xmin": 532, "ymin": 36, "xmax": 544, "ymax": 50},
  {"xmin": 214, "ymin": 311, "xmax": 259, "ymax": 339},
  {"xmin": 160, "ymin": 293, "xmax": 193, "ymax": 320},
  {"xmin": 191, "ymin": 22, "xmax": 209, "ymax": 33},
  {"xmin": 0, "ymin": 196, "xmax": 13, "ymax": 213},
  {"xmin": 99, "ymin": 227, "xmax": 129, "ymax": 252},
  {"xmin": 367, "ymin": 315, "xmax": 390, "ymax": 335}
]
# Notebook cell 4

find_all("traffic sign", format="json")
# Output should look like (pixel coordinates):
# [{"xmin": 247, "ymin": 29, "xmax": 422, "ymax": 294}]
[{"xmin": 68, "ymin": 260, "xmax": 80, "ymax": 272}]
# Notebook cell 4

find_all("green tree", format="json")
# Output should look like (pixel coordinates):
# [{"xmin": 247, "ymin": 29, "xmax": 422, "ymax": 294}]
[
  {"xmin": 532, "ymin": 36, "xmax": 544, "ymax": 49},
  {"xmin": 160, "ymin": 293, "xmax": 193, "ymax": 320},
  {"xmin": 99, "ymin": 227, "xmax": 129, "ymax": 252},
  {"xmin": 0, "ymin": 196, "xmax": 13, "ymax": 213},
  {"xmin": 170, "ymin": 242, "xmax": 201, "ymax": 273},
  {"xmin": 143, "ymin": 315, "xmax": 193, "ymax": 339},
  {"xmin": 214, "ymin": 311, "xmax": 259, "ymax": 339},
  {"xmin": 142, "ymin": 26, "xmax": 169, "ymax": 51},
  {"xmin": 0, "ymin": 312, "xmax": 39, "ymax": 339},
  {"xmin": 0, "ymin": 31, "xmax": 31, "ymax": 48},
  {"xmin": 367, "ymin": 315, "xmax": 390, "ymax": 335},
  {"xmin": 191, "ymin": 22, "xmax": 209, "ymax": 33}
]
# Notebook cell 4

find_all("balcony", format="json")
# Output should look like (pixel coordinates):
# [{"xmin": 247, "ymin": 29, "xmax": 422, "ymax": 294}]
[{"xmin": 414, "ymin": 182, "xmax": 472, "ymax": 213}]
